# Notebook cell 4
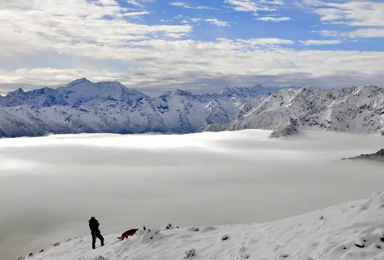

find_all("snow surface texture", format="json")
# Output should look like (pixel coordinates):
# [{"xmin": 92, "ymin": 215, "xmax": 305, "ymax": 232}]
[
  {"xmin": 1, "ymin": 79, "xmax": 383, "ymax": 138},
  {"xmin": 23, "ymin": 192, "xmax": 384, "ymax": 260}
]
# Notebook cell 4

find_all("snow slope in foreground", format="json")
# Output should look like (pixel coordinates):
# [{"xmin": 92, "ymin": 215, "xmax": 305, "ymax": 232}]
[{"xmin": 25, "ymin": 192, "xmax": 384, "ymax": 260}]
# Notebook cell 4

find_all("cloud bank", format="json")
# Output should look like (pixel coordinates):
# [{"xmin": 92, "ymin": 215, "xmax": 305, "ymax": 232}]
[{"xmin": 1, "ymin": 130, "xmax": 384, "ymax": 259}]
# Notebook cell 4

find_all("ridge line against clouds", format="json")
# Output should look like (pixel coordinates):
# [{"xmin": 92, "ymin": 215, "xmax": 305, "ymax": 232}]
[{"xmin": 0, "ymin": 0, "xmax": 383, "ymax": 95}]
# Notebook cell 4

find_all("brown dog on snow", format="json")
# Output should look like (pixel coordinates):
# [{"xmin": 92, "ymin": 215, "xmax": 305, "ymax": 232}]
[{"xmin": 117, "ymin": 229, "xmax": 139, "ymax": 241}]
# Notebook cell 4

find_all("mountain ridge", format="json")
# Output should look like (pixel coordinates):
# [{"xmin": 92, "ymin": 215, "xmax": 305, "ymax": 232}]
[{"xmin": 0, "ymin": 79, "xmax": 383, "ymax": 138}]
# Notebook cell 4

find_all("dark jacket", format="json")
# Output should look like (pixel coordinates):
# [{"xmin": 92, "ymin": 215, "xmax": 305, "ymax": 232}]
[{"xmin": 89, "ymin": 217, "xmax": 100, "ymax": 232}]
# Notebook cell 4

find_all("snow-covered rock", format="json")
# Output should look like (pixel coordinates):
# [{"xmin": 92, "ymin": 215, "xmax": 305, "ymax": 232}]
[
  {"xmin": 0, "ymin": 79, "xmax": 383, "ymax": 138},
  {"xmin": 24, "ymin": 192, "xmax": 384, "ymax": 260},
  {"xmin": 226, "ymin": 85, "xmax": 384, "ymax": 137},
  {"xmin": 270, "ymin": 118, "xmax": 299, "ymax": 138}
]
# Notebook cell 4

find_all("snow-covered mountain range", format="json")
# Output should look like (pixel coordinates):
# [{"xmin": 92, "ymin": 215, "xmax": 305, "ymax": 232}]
[
  {"xmin": 0, "ymin": 78, "xmax": 383, "ymax": 138},
  {"xmin": 21, "ymin": 192, "xmax": 384, "ymax": 260}
]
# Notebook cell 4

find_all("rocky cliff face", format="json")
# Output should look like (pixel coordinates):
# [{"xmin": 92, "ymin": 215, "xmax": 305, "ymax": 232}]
[{"xmin": 0, "ymin": 79, "xmax": 383, "ymax": 138}]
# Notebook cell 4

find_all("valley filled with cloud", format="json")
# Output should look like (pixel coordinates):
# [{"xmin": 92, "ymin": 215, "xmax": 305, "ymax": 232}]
[{"xmin": 1, "ymin": 130, "xmax": 383, "ymax": 259}]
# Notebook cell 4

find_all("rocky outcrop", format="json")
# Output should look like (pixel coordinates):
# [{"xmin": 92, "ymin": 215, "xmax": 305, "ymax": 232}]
[{"xmin": 344, "ymin": 149, "xmax": 384, "ymax": 163}]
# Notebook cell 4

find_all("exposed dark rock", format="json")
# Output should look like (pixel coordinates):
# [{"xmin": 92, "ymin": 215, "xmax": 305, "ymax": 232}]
[
  {"xmin": 270, "ymin": 118, "xmax": 299, "ymax": 138},
  {"xmin": 344, "ymin": 149, "xmax": 384, "ymax": 163}
]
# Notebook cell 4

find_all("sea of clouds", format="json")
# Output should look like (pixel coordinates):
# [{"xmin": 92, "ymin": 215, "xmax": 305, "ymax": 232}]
[{"xmin": 0, "ymin": 130, "xmax": 383, "ymax": 259}]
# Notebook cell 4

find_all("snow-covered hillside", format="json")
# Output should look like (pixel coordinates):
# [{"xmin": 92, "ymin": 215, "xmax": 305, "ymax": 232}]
[
  {"xmin": 21, "ymin": 192, "xmax": 384, "ymax": 260},
  {"xmin": 225, "ymin": 86, "xmax": 384, "ymax": 137},
  {"xmin": 0, "ymin": 79, "xmax": 383, "ymax": 138}
]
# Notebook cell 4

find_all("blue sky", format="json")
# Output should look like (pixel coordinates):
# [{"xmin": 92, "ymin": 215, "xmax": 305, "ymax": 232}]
[
  {"xmin": 147, "ymin": 0, "xmax": 384, "ymax": 51},
  {"xmin": 0, "ymin": 0, "xmax": 383, "ymax": 95}
]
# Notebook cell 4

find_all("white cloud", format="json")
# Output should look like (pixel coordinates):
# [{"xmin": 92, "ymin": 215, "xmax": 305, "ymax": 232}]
[
  {"xmin": 256, "ymin": 16, "xmax": 291, "ymax": 22},
  {"xmin": 313, "ymin": 30, "xmax": 340, "ymax": 37},
  {"xmin": 169, "ymin": 2, "xmax": 216, "ymax": 10},
  {"xmin": 123, "ymin": 11, "xmax": 150, "ymax": 17},
  {"xmin": 190, "ymin": 18, "xmax": 230, "ymax": 27},
  {"xmin": 225, "ymin": 0, "xmax": 284, "ymax": 15},
  {"xmin": 299, "ymin": 39, "xmax": 341, "ymax": 45},
  {"xmin": 236, "ymin": 38, "xmax": 294, "ymax": 45},
  {"xmin": 226, "ymin": 0, "xmax": 259, "ymax": 12},
  {"xmin": 0, "ymin": 0, "xmax": 383, "ymax": 95},
  {"xmin": 313, "ymin": 2, "xmax": 384, "ymax": 26},
  {"xmin": 306, "ymin": 1, "xmax": 384, "ymax": 38},
  {"xmin": 315, "ymin": 29, "xmax": 384, "ymax": 39},
  {"xmin": 0, "ymin": 0, "xmax": 193, "ymax": 58},
  {"xmin": 1, "ymin": 37, "xmax": 384, "ymax": 95},
  {"xmin": 126, "ymin": 0, "xmax": 155, "ymax": 7},
  {"xmin": 347, "ymin": 28, "xmax": 384, "ymax": 38}
]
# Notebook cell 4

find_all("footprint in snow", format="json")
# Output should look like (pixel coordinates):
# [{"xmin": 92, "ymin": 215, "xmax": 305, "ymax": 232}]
[
  {"xmin": 355, "ymin": 237, "xmax": 367, "ymax": 248},
  {"xmin": 221, "ymin": 235, "xmax": 229, "ymax": 241},
  {"xmin": 380, "ymin": 230, "xmax": 384, "ymax": 242}
]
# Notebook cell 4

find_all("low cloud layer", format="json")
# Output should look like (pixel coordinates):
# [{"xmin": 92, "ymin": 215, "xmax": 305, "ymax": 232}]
[{"xmin": 0, "ymin": 130, "xmax": 384, "ymax": 259}]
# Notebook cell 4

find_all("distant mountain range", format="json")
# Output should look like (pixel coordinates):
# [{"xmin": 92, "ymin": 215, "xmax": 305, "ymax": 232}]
[{"xmin": 0, "ymin": 78, "xmax": 383, "ymax": 138}]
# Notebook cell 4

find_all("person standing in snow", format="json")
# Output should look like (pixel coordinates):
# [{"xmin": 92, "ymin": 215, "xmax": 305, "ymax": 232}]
[{"xmin": 89, "ymin": 217, "xmax": 104, "ymax": 249}]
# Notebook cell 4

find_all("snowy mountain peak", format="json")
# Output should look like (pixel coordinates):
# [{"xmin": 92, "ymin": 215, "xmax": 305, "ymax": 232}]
[
  {"xmin": 221, "ymin": 86, "xmax": 264, "ymax": 97},
  {"xmin": 172, "ymin": 89, "xmax": 194, "ymax": 97},
  {"xmin": 159, "ymin": 89, "xmax": 195, "ymax": 100},
  {"xmin": 220, "ymin": 85, "xmax": 287, "ymax": 99},
  {"xmin": 7, "ymin": 88, "xmax": 25, "ymax": 96},
  {"xmin": 65, "ymin": 78, "xmax": 90, "ymax": 88},
  {"xmin": 57, "ymin": 79, "xmax": 149, "ymax": 106},
  {"xmin": 352, "ymin": 85, "xmax": 384, "ymax": 97}
]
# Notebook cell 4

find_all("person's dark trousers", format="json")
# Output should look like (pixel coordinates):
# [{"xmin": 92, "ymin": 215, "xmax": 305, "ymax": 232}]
[{"xmin": 92, "ymin": 231, "xmax": 105, "ymax": 249}]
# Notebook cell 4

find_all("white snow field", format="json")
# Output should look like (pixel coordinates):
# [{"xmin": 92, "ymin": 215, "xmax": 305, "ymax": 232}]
[
  {"xmin": 29, "ymin": 191, "xmax": 384, "ymax": 260},
  {"xmin": 0, "ymin": 130, "xmax": 383, "ymax": 259}
]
